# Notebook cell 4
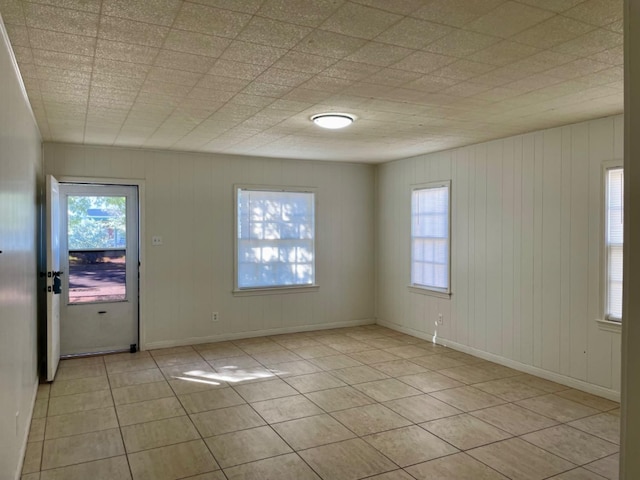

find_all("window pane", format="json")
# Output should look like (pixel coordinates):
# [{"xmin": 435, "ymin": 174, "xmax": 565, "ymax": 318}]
[
  {"xmin": 608, "ymin": 245, "xmax": 623, "ymax": 319},
  {"xmin": 606, "ymin": 168, "xmax": 623, "ymax": 320},
  {"xmin": 67, "ymin": 195, "xmax": 127, "ymax": 304},
  {"xmin": 411, "ymin": 184, "xmax": 450, "ymax": 291},
  {"xmin": 67, "ymin": 196, "xmax": 126, "ymax": 249},
  {"xmin": 69, "ymin": 250, "xmax": 126, "ymax": 303},
  {"xmin": 607, "ymin": 168, "xmax": 624, "ymax": 244},
  {"xmin": 238, "ymin": 189, "xmax": 315, "ymax": 289}
]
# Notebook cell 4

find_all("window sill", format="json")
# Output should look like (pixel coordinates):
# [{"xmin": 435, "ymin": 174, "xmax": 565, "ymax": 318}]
[
  {"xmin": 233, "ymin": 285, "xmax": 319, "ymax": 297},
  {"xmin": 408, "ymin": 285, "xmax": 451, "ymax": 299},
  {"xmin": 596, "ymin": 318, "xmax": 622, "ymax": 333}
]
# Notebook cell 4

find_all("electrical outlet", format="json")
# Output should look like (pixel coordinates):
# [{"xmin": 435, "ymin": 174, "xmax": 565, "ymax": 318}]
[
  {"xmin": 152, "ymin": 236, "xmax": 163, "ymax": 246},
  {"xmin": 438, "ymin": 313, "xmax": 443, "ymax": 325},
  {"xmin": 212, "ymin": 312, "xmax": 219, "ymax": 322}
]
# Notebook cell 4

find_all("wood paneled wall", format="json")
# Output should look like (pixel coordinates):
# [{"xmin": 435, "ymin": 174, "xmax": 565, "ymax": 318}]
[
  {"xmin": 44, "ymin": 144, "xmax": 376, "ymax": 348},
  {"xmin": 376, "ymin": 115, "xmax": 623, "ymax": 398},
  {"xmin": 45, "ymin": 115, "xmax": 624, "ymax": 399}
]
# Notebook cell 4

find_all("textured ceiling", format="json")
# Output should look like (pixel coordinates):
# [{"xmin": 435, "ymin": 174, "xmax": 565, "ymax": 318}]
[{"xmin": 0, "ymin": 0, "xmax": 623, "ymax": 163}]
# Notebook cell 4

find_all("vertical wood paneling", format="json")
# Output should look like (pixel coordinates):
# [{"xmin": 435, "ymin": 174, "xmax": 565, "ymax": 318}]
[
  {"xmin": 212, "ymin": 157, "xmax": 230, "ymax": 334},
  {"xmin": 436, "ymin": 152, "xmax": 453, "ymax": 338},
  {"xmin": 263, "ymin": 295, "xmax": 283, "ymax": 331},
  {"xmin": 376, "ymin": 163, "xmax": 392, "ymax": 324},
  {"xmin": 533, "ymin": 132, "xmax": 544, "ymax": 368},
  {"xmin": 541, "ymin": 129, "xmax": 562, "ymax": 373},
  {"xmin": 43, "ymin": 113, "xmax": 625, "ymax": 396},
  {"xmin": 283, "ymin": 294, "xmax": 311, "ymax": 329},
  {"xmin": 486, "ymin": 141, "xmax": 503, "ymax": 355},
  {"xmin": 386, "ymin": 162, "xmax": 398, "ymax": 326},
  {"xmin": 502, "ymin": 138, "xmax": 515, "ymax": 360},
  {"xmin": 439, "ymin": 297, "xmax": 452, "ymax": 341},
  {"xmin": 402, "ymin": 160, "xmax": 415, "ymax": 328},
  {"xmin": 512, "ymin": 136, "xmax": 523, "ymax": 363},
  {"xmin": 410, "ymin": 294, "xmax": 422, "ymax": 335},
  {"xmin": 612, "ymin": 336, "xmax": 621, "ymax": 392},
  {"xmin": 473, "ymin": 145, "xmax": 488, "ymax": 351},
  {"xmin": 453, "ymin": 150, "xmax": 470, "ymax": 344},
  {"xmin": 375, "ymin": 115, "xmax": 623, "ymax": 394},
  {"xmin": 449, "ymin": 151, "xmax": 458, "ymax": 342},
  {"xmin": 560, "ymin": 127, "xmax": 573, "ymax": 377},
  {"xmin": 148, "ymin": 156, "xmax": 180, "ymax": 343},
  {"xmin": 64, "ymin": 145, "xmax": 79, "ymax": 173},
  {"xmin": 246, "ymin": 296, "xmax": 264, "ymax": 332},
  {"xmin": 587, "ymin": 119, "xmax": 615, "ymax": 387},
  {"xmin": 348, "ymin": 164, "xmax": 375, "ymax": 325},
  {"xmin": 192, "ymin": 156, "xmax": 213, "ymax": 337},
  {"xmin": 131, "ymin": 153, "xmax": 146, "ymax": 179},
  {"xmin": 178, "ymin": 157, "xmax": 196, "ymax": 335},
  {"xmin": 92, "ymin": 148, "xmax": 113, "ymax": 177},
  {"xmin": 318, "ymin": 162, "xmax": 339, "ymax": 324},
  {"xmin": 520, "ymin": 134, "xmax": 535, "ymax": 366},
  {"xmin": 415, "ymin": 156, "xmax": 426, "ymax": 181},
  {"xmin": 45, "ymin": 144, "xmax": 376, "ymax": 347},
  {"xmin": 467, "ymin": 150, "xmax": 476, "ymax": 349},
  {"xmin": 570, "ymin": 123, "xmax": 590, "ymax": 381}
]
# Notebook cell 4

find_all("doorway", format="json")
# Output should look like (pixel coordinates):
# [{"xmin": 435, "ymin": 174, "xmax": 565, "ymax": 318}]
[{"xmin": 59, "ymin": 183, "xmax": 139, "ymax": 356}]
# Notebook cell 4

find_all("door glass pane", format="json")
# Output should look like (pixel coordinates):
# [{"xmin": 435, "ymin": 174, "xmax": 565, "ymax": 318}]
[{"xmin": 67, "ymin": 196, "xmax": 127, "ymax": 304}]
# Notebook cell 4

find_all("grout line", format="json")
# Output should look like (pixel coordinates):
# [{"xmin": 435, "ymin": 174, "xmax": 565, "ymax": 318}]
[
  {"xmin": 37, "ymin": 452, "xmax": 130, "ymax": 475},
  {"xmin": 32, "ymin": 325, "xmax": 620, "ymax": 479},
  {"xmin": 104, "ymin": 339, "xmax": 136, "ymax": 480}
]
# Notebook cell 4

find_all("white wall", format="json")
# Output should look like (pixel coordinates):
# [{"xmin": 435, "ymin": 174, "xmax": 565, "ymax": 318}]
[
  {"xmin": 0, "ymin": 18, "xmax": 42, "ymax": 480},
  {"xmin": 376, "ymin": 115, "xmax": 623, "ymax": 399},
  {"xmin": 44, "ymin": 144, "xmax": 375, "ymax": 348}
]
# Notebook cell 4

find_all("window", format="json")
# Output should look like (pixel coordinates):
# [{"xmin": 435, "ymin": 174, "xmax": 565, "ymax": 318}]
[
  {"xmin": 411, "ymin": 181, "xmax": 451, "ymax": 294},
  {"xmin": 67, "ymin": 195, "xmax": 127, "ymax": 303},
  {"xmin": 236, "ymin": 187, "xmax": 316, "ymax": 291},
  {"xmin": 605, "ymin": 167, "xmax": 623, "ymax": 321}
]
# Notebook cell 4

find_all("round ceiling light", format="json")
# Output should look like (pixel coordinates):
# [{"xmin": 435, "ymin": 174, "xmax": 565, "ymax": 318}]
[{"xmin": 311, "ymin": 113, "xmax": 355, "ymax": 129}]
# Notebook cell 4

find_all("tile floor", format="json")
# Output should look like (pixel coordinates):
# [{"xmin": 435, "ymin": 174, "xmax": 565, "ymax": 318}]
[{"xmin": 22, "ymin": 325, "xmax": 620, "ymax": 480}]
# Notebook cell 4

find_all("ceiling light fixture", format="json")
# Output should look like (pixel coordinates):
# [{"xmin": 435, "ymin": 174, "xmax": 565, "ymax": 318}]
[{"xmin": 311, "ymin": 113, "xmax": 355, "ymax": 129}]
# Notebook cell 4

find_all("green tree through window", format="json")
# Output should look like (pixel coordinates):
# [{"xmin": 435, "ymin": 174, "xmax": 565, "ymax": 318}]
[{"xmin": 67, "ymin": 196, "xmax": 127, "ymax": 250}]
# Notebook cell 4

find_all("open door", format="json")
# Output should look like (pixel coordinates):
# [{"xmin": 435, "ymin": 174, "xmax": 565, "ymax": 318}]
[{"xmin": 46, "ymin": 175, "xmax": 61, "ymax": 381}]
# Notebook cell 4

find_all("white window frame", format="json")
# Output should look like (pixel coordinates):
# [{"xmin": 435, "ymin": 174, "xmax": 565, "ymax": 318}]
[
  {"xmin": 409, "ymin": 180, "xmax": 452, "ymax": 297},
  {"xmin": 599, "ymin": 162, "xmax": 623, "ymax": 330},
  {"xmin": 233, "ymin": 185, "xmax": 318, "ymax": 296}
]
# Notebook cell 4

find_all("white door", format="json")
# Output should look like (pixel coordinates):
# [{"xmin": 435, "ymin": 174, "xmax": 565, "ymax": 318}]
[
  {"xmin": 59, "ymin": 184, "xmax": 139, "ymax": 355},
  {"xmin": 46, "ymin": 175, "xmax": 61, "ymax": 381}
]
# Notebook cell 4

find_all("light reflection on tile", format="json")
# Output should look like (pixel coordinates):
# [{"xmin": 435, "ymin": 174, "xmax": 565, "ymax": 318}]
[{"xmin": 23, "ymin": 326, "xmax": 619, "ymax": 480}]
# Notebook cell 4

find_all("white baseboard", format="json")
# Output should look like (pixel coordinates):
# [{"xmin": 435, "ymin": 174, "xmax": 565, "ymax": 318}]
[
  {"xmin": 15, "ymin": 377, "xmax": 39, "ymax": 480},
  {"xmin": 378, "ymin": 320, "xmax": 621, "ymax": 403},
  {"xmin": 143, "ymin": 318, "xmax": 376, "ymax": 350}
]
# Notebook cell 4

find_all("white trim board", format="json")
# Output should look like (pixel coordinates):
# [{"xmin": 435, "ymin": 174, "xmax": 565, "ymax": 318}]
[
  {"xmin": 143, "ymin": 318, "xmax": 375, "ymax": 350},
  {"xmin": 377, "ymin": 320, "xmax": 621, "ymax": 403},
  {"xmin": 0, "ymin": 13, "xmax": 41, "ymax": 140},
  {"xmin": 15, "ymin": 379, "xmax": 39, "ymax": 480}
]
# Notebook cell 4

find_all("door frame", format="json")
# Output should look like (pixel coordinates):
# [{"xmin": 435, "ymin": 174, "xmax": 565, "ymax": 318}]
[{"xmin": 57, "ymin": 176, "xmax": 147, "ymax": 351}]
